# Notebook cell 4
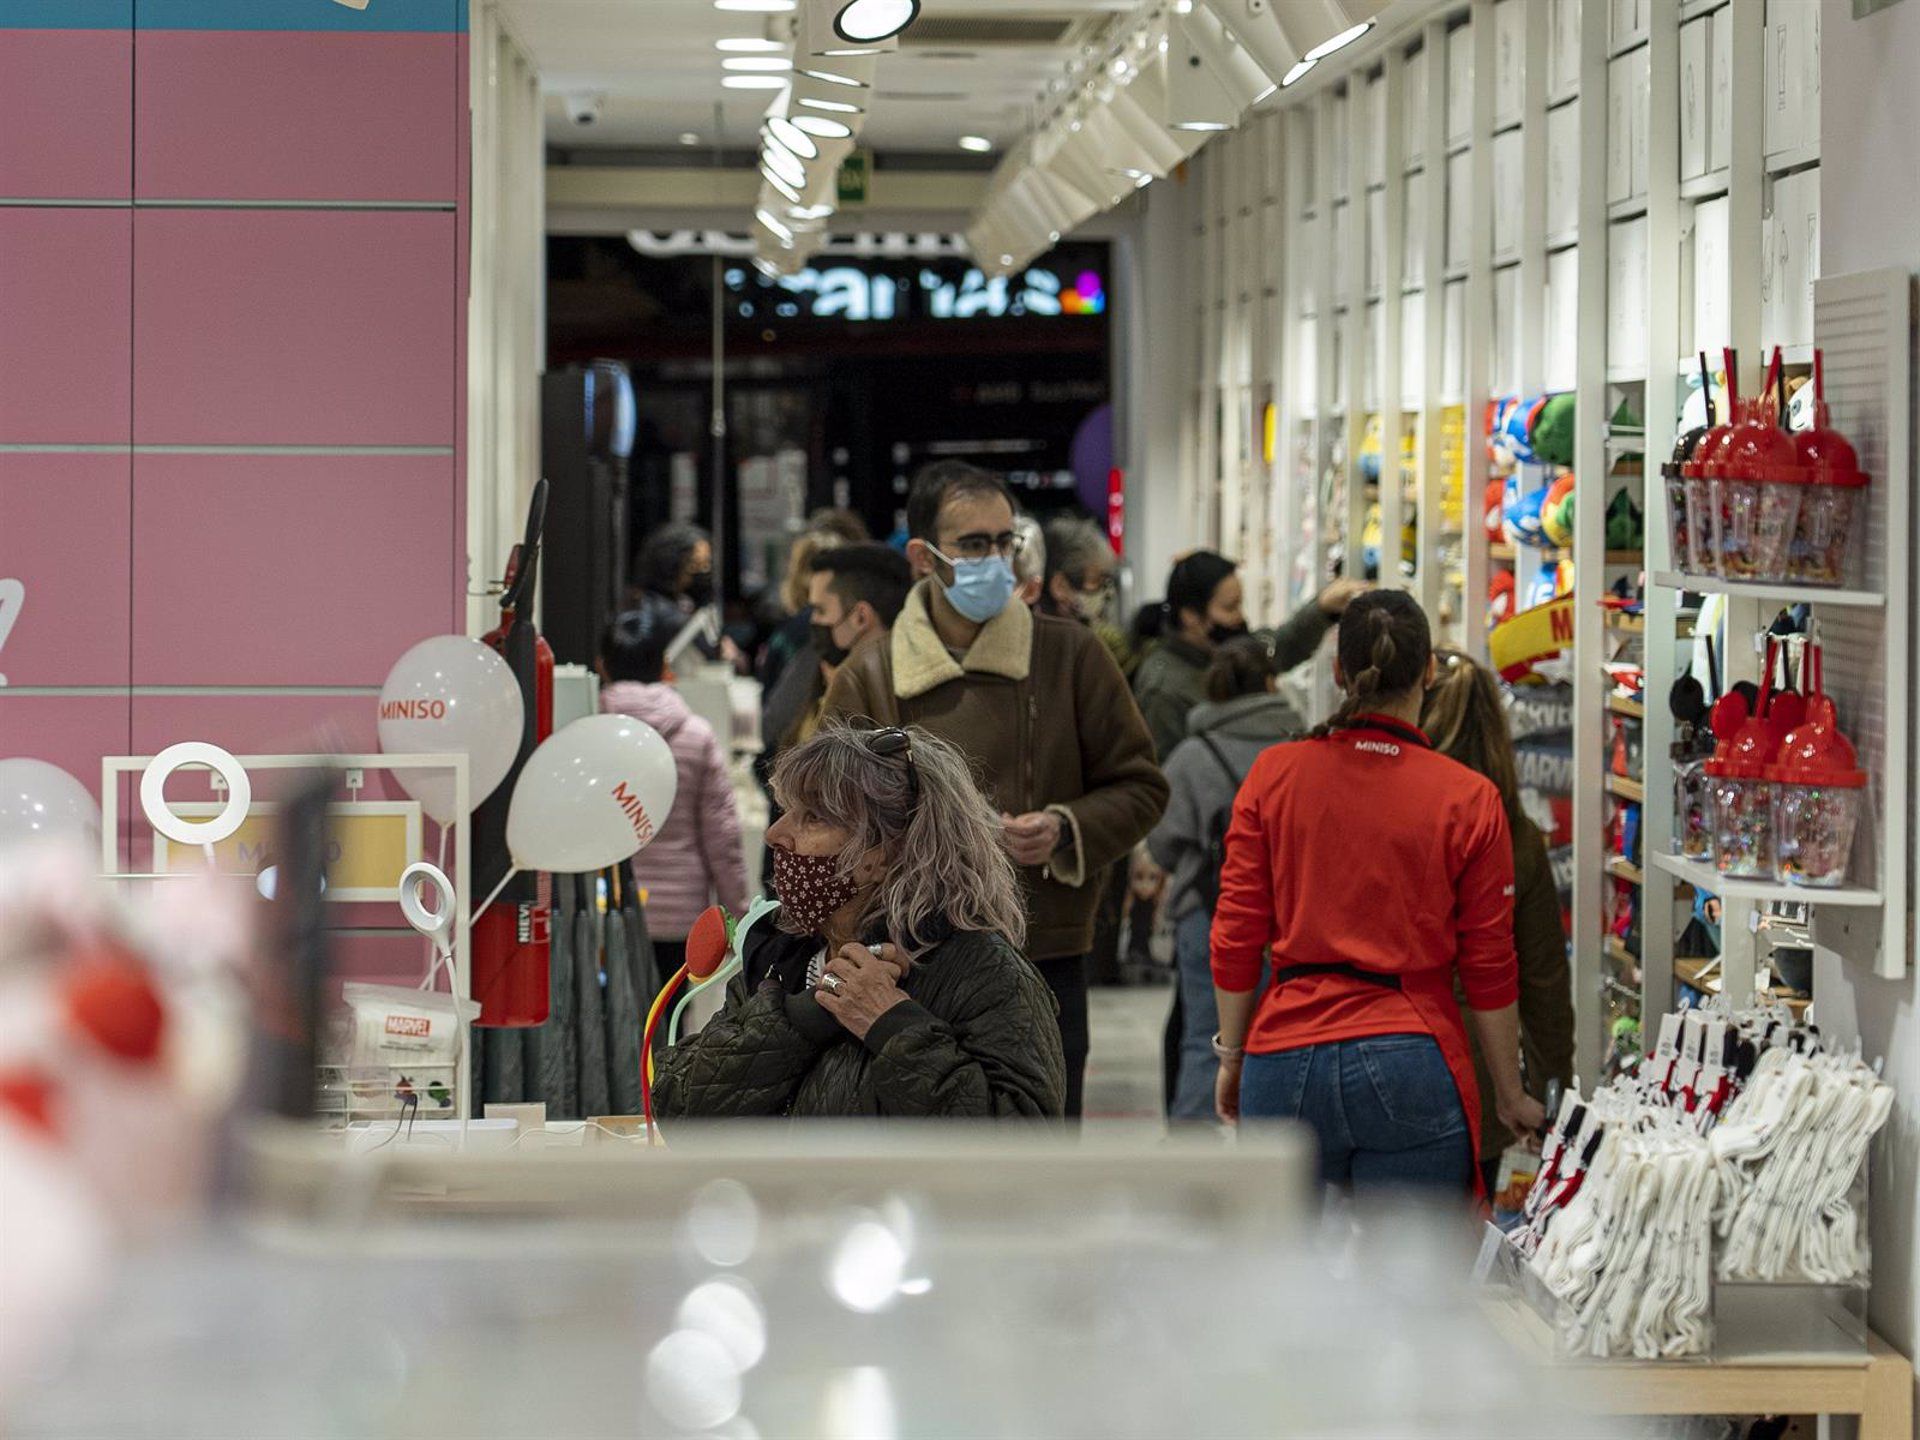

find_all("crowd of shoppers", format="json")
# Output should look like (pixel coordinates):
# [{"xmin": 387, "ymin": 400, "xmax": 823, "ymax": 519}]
[{"xmin": 624, "ymin": 465, "xmax": 1571, "ymax": 1206}]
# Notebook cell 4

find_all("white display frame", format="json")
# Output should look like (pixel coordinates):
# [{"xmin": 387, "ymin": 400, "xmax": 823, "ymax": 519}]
[{"xmin": 100, "ymin": 751, "xmax": 476, "ymax": 1118}]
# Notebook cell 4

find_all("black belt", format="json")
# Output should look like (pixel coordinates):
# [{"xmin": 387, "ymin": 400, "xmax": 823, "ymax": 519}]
[{"xmin": 1270, "ymin": 962, "xmax": 1404, "ymax": 992}]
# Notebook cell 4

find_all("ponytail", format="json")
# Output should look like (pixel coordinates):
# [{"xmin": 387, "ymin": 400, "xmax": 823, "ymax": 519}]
[{"xmin": 1309, "ymin": 589, "xmax": 1433, "ymax": 739}]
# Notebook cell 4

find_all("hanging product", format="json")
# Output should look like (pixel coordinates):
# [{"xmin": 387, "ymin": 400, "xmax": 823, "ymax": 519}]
[
  {"xmin": 1767, "ymin": 645, "xmax": 1867, "ymax": 888},
  {"xmin": 1788, "ymin": 350, "xmax": 1872, "ymax": 587}
]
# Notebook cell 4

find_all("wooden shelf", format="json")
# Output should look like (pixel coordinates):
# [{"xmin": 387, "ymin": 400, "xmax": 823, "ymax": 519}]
[
  {"xmin": 1674, "ymin": 957, "xmax": 1812, "ymax": 1018},
  {"xmin": 1606, "ymin": 856, "xmax": 1645, "ymax": 885},
  {"xmin": 1606, "ymin": 695, "xmax": 1645, "ymax": 719},
  {"xmin": 1605, "ymin": 774, "xmax": 1645, "ymax": 803},
  {"xmin": 1483, "ymin": 1294, "xmax": 1912, "ymax": 1436},
  {"xmin": 1488, "ymin": 545, "xmax": 1643, "ymax": 566},
  {"xmin": 1605, "ymin": 612, "xmax": 1645, "ymax": 635},
  {"xmin": 1650, "ymin": 853, "xmax": 1884, "ymax": 909},
  {"xmin": 1605, "ymin": 937, "xmax": 1639, "ymax": 972},
  {"xmin": 1651, "ymin": 571, "xmax": 1885, "ymax": 609}
]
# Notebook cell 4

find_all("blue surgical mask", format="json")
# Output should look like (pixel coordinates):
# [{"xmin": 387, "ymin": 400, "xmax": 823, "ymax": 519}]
[{"xmin": 929, "ymin": 546, "xmax": 1016, "ymax": 624}]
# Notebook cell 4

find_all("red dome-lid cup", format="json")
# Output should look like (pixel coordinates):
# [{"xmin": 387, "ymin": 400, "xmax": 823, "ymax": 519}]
[
  {"xmin": 1768, "ymin": 719, "xmax": 1866, "ymax": 788},
  {"xmin": 1793, "ymin": 353, "xmax": 1870, "ymax": 488}
]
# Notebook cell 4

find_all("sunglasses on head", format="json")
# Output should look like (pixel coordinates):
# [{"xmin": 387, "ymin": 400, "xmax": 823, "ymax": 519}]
[{"xmin": 864, "ymin": 726, "xmax": 920, "ymax": 809}]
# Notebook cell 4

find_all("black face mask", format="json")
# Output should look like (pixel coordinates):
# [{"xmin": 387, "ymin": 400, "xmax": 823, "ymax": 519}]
[
  {"xmin": 684, "ymin": 570, "xmax": 715, "ymax": 607},
  {"xmin": 1207, "ymin": 621, "xmax": 1250, "ymax": 647},
  {"xmin": 811, "ymin": 621, "xmax": 851, "ymax": 668}
]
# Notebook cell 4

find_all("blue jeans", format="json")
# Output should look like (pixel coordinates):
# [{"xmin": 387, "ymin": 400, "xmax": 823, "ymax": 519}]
[
  {"xmin": 1239, "ymin": 1035, "xmax": 1472, "ymax": 1194},
  {"xmin": 1170, "ymin": 908, "xmax": 1220, "ymax": 1120}
]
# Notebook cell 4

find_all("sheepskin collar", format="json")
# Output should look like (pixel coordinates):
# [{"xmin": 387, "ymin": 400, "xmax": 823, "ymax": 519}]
[{"xmin": 889, "ymin": 579, "xmax": 1032, "ymax": 700}]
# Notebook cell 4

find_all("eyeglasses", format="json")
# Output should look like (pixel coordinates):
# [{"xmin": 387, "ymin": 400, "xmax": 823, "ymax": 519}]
[
  {"xmin": 932, "ymin": 531, "xmax": 1025, "ymax": 563},
  {"xmin": 865, "ymin": 726, "xmax": 921, "ymax": 809}
]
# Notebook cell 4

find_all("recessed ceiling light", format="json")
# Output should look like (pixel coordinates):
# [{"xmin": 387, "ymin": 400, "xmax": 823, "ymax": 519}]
[
  {"xmin": 1173, "ymin": 121, "xmax": 1230, "ymax": 131},
  {"xmin": 958, "ymin": 135, "xmax": 993, "ymax": 153},
  {"xmin": 1280, "ymin": 57, "xmax": 1316, "ymax": 86},
  {"xmin": 832, "ymin": 0, "xmax": 919, "ymax": 44},
  {"xmin": 767, "ymin": 115, "xmax": 819, "ymax": 159},
  {"xmin": 1303, "ymin": 20, "xmax": 1374, "ymax": 63},
  {"xmin": 756, "ymin": 208, "xmax": 794, "ymax": 243},
  {"xmin": 679, "ymin": 132, "xmax": 702, "ymax": 146},
  {"xmin": 714, "ymin": 0, "xmax": 794, "ymax": 12},
  {"xmin": 799, "ymin": 66, "xmax": 868, "ymax": 88},
  {"xmin": 789, "ymin": 203, "xmax": 835, "ymax": 220},
  {"xmin": 723, "ymin": 56, "xmax": 792, "ymax": 71},
  {"xmin": 798, "ymin": 96, "xmax": 861, "ymax": 114},
  {"xmin": 722, "ymin": 75, "xmax": 790, "ymax": 89},
  {"xmin": 762, "ymin": 140, "xmax": 807, "ymax": 187},
  {"xmin": 715, "ymin": 37, "xmax": 784, "ymax": 52},
  {"xmin": 793, "ymin": 114, "xmax": 854, "ymax": 138}
]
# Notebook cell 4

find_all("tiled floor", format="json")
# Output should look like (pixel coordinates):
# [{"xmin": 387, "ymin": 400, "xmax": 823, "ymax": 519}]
[{"xmin": 1084, "ymin": 982, "xmax": 1173, "ymax": 1122}]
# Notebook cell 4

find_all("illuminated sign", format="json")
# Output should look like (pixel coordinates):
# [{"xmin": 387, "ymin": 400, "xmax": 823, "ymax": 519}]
[{"xmin": 723, "ymin": 263, "xmax": 1107, "ymax": 322}]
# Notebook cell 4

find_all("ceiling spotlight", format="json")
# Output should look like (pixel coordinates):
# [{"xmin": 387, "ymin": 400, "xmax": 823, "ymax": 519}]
[
  {"xmin": 832, "ymin": 0, "xmax": 919, "ymax": 44},
  {"xmin": 762, "ymin": 165, "xmax": 804, "ymax": 203},
  {"xmin": 762, "ymin": 139, "xmax": 807, "ymax": 187},
  {"xmin": 716, "ymin": 37, "xmax": 785, "ymax": 52},
  {"xmin": 679, "ymin": 131, "xmax": 702, "ymax": 146},
  {"xmin": 715, "ymin": 0, "xmax": 795, "ymax": 11},
  {"xmin": 723, "ymin": 75, "xmax": 790, "ymax": 89},
  {"xmin": 767, "ymin": 115, "xmax": 819, "ymax": 159},
  {"xmin": 1281, "ymin": 57, "xmax": 1315, "ymax": 86},
  {"xmin": 799, "ymin": 66, "xmax": 868, "ymax": 88},
  {"xmin": 958, "ymin": 135, "xmax": 993, "ymax": 153},
  {"xmin": 798, "ymin": 95, "xmax": 861, "ymax": 113},
  {"xmin": 1303, "ymin": 19, "xmax": 1374, "ymax": 61},
  {"xmin": 723, "ymin": 56, "xmax": 793, "ymax": 71},
  {"xmin": 793, "ymin": 113, "xmax": 854, "ymax": 138}
]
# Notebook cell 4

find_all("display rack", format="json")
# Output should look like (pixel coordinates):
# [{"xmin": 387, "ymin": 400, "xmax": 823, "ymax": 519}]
[
  {"xmin": 98, "ymin": 751, "xmax": 476, "ymax": 1119},
  {"xmin": 1178, "ymin": 0, "xmax": 1878, "ymax": 1060}
]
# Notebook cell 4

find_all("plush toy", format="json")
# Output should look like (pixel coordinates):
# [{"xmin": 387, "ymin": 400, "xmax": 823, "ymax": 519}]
[
  {"xmin": 1503, "ymin": 473, "xmax": 1551, "ymax": 549},
  {"xmin": 1488, "ymin": 568, "xmax": 1516, "ymax": 625},
  {"xmin": 1541, "ymin": 472, "xmax": 1576, "ymax": 548},
  {"xmin": 1606, "ymin": 488, "xmax": 1645, "ymax": 551},
  {"xmin": 1527, "ymin": 562, "xmax": 1562, "ymax": 610},
  {"xmin": 1484, "ymin": 479, "xmax": 1509, "ymax": 542}
]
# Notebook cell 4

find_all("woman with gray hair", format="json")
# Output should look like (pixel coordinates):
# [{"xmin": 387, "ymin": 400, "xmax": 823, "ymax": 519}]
[{"xmin": 651, "ymin": 722, "xmax": 1066, "ymax": 1120}]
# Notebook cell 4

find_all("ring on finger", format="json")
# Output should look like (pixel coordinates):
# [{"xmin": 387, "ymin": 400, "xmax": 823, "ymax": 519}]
[{"xmin": 820, "ymin": 973, "xmax": 844, "ymax": 994}]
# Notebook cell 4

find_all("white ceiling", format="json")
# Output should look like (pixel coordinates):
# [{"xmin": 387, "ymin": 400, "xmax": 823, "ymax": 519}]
[{"xmin": 501, "ymin": 0, "xmax": 1138, "ymax": 156}]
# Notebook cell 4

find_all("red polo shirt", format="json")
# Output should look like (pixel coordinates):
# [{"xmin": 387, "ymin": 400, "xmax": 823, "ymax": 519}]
[{"xmin": 1209, "ymin": 715, "xmax": 1519, "ymax": 1057}]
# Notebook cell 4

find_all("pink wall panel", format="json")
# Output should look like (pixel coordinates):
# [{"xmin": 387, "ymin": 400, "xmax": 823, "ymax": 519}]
[
  {"xmin": 135, "ymin": 32, "xmax": 457, "ymax": 203},
  {"xmin": 0, "ymin": 452, "xmax": 129, "ymax": 686},
  {"xmin": 0, "ymin": 693, "xmax": 130, "ymax": 804},
  {"xmin": 131, "ymin": 691, "xmax": 381, "ymax": 766},
  {"xmin": 0, "ymin": 30, "xmax": 132, "ymax": 199},
  {"xmin": 0, "ymin": 208, "xmax": 131, "ymax": 443},
  {"xmin": 132, "ymin": 453, "xmax": 456, "ymax": 686},
  {"xmin": 132, "ymin": 210, "xmax": 457, "ymax": 446},
  {"xmin": 330, "ymin": 931, "xmax": 431, "ymax": 995}
]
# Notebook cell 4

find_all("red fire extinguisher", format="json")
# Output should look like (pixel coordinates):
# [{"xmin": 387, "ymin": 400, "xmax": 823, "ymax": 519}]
[{"xmin": 471, "ymin": 481, "xmax": 553, "ymax": 1027}]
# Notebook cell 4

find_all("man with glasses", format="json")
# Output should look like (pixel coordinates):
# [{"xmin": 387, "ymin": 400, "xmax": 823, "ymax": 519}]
[{"xmin": 824, "ymin": 460, "xmax": 1168, "ymax": 1119}]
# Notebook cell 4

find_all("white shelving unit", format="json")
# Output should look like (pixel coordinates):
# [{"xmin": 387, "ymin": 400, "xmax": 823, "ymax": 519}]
[{"xmin": 1174, "ymin": 0, "xmax": 1881, "ymax": 1064}]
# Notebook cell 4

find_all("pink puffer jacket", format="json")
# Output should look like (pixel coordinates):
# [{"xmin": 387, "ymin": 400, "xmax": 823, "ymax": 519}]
[{"xmin": 599, "ymin": 681, "xmax": 752, "ymax": 939}]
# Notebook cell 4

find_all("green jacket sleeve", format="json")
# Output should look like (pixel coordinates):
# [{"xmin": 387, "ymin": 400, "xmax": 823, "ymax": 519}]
[
  {"xmin": 857, "ymin": 951, "xmax": 1065, "ymax": 1118},
  {"xmin": 650, "ymin": 976, "xmax": 835, "ymax": 1120},
  {"xmin": 1047, "ymin": 634, "xmax": 1171, "ymax": 886},
  {"xmin": 1136, "ymin": 678, "xmax": 1194, "ymax": 763},
  {"xmin": 1264, "ymin": 601, "xmax": 1336, "ymax": 676}
]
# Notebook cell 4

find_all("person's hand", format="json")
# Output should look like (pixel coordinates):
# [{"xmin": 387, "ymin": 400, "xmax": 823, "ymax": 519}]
[
  {"xmin": 1316, "ymin": 578, "xmax": 1371, "ymax": 616},
  {"xmin": 1215, "ymin": 1054, "xmax": 1243, "ymax": 1125},
  {"xmin": 814, "ymin": 943, "xmax": 910, "ymax": 1040},
  {"xmin": 1001, "ymin": 810, "xmax": 1064, "ymax": 867},
  {"xmin": 1497, "ymin": 1088, "xmax": 1549, "ymax": 1142}
]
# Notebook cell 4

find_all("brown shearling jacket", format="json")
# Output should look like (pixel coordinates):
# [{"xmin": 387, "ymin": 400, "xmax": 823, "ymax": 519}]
[{"xmin": 823, "ymin": 581, "xmax": 1169, "ymax": 961}]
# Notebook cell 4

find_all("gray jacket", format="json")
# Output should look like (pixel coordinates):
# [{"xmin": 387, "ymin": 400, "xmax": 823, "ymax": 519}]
[{"xmin": 1146, "ymin": 691, "xmax": 1307, "ymax": 920}]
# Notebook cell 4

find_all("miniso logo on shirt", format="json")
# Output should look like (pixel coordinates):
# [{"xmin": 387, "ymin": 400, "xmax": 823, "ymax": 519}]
[{"xmin": 1353, "ymin": 739, "xmax": 1400, "ymax": 756}]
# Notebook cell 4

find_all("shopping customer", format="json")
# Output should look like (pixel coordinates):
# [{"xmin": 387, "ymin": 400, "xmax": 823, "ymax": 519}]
[
  {"xmin": 1038, "ymin": 514, "xmax": 1117, "ymax": 629},
  {"xmin": 1147, "ymin": 636, "xmax": 1305, "ymax": 1120},
  {"xmin": 758, "ymin": 508, "xmax": 870, "ymax": 694},
  {"xmin": 1012, "ymin": 511, "xmax": 1047, "ymax": 609},
  {"xmin": 1210, "ymin": 591, "xmax": 1546, "ymax": 1196},
  {"xmin": 1423, "ymin": 648, "xmax": 1575, "ymax": 1190},
  {"xmin": 1132, "ymin": 552, "xmax": 1367, "ymax": 760},
  {"xmin": 824, "ymin": 461, "xmax": 1168, "ymax": 1119},
  {"xmin": 597, "ymin": 602, "xmax": 752, "ymax": 980},
  {"xmin": 650, "ymin": 723, "xmax": 1065, "ymax": 1121}
]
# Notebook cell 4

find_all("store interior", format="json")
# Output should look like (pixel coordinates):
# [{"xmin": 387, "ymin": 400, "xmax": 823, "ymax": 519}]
[{"xmin": 2, "ymin": 0, "xmax": 1919, "ymax": 1434}]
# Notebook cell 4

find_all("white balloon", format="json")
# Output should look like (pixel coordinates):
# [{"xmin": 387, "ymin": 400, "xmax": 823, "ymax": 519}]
[
  {"xmin": 0, "ymin": 759, "xmax": 100, "ymax": 849},
  {"xmin": 506, "ymin": 714, "xmax": 677, "ymax": 873},
  {"xmin": 377, "ymin": 636, "xmax": 525, "ymax": 824}
]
